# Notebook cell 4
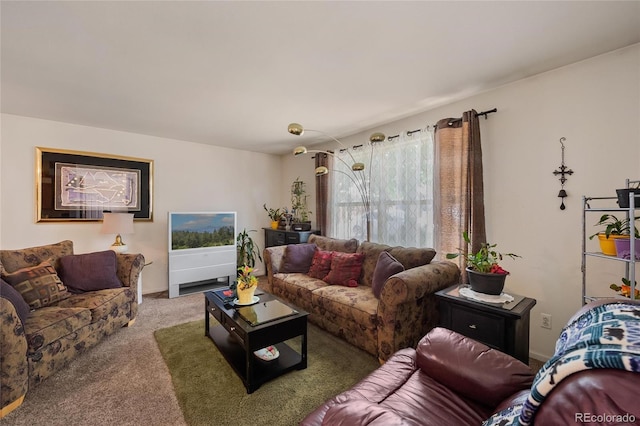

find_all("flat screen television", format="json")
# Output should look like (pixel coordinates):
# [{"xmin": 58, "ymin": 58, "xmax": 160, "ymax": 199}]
[{"xmin": 168, "ymin": 212, "xmax": 237, "ymax": 252}]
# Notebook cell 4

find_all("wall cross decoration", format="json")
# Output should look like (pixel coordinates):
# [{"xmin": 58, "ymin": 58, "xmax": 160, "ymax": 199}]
[{"xmin": 552, "ymin": 137, "xmax": 574, "ymax": 210}]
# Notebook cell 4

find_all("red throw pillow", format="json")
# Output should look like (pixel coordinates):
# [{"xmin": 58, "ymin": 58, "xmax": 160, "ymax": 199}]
[
  {"xmin": 323, "ymin": 252, "xmax": 365, "ymax": 287},
  {"xmin": 308, "ymin": 249, "xmax": 333, "ymax": 280},
  {"xmin": 371, "ymin": 251, "xmax": 405, "ymax": 298}
]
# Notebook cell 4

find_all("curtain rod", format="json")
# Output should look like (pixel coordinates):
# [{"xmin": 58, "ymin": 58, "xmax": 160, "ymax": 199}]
[
  {"xmin": 311, "ymin": 107, "xmax": 498, "ymax": 153},
  {"xmin": 439, "ymin": 107, "xmax": 497, "ymax": 128},
  {"xmin": 387, "ymin": 108, "xmax": 497, "ymax": 140}
]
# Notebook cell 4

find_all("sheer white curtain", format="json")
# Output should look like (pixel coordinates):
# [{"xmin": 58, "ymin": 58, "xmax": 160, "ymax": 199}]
[{"xmin": 328, "ymin": 129, "xmax": 434, "ymax": 246}]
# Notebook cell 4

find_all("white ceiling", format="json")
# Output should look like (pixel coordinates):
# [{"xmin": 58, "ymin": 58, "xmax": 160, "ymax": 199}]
[{"xmin": 2, "ymin": 1, "xmax": 639, "ymax": 155}]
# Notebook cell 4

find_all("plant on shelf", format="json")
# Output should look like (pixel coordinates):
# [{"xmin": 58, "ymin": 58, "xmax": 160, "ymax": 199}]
[
  {"xmin": 589, "ymin": 214, "xmax": 640, "ymax": 240},
  {"xmin": 263, "ymin": 204, "xmax": 285, "ymax": 229},
  {"xmin": 588, "ymin": 214, "xmax": 640, "ymax": 256},
  {"xmin": 446, "ymin": 231, "xmax": 521, "ymax": 295},
  {"xmin": 236, "ymin": 228, "xmax": 262, "ymax": 272},
  {"xmin": 291, "ymin": 178, "xmax": 312, "ymax": 224},
  {"xmin": 610, "ymin": 277, "xmax": 639, "ymax": 300}
]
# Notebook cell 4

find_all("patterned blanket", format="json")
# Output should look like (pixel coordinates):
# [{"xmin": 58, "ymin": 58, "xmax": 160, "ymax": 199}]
[{"xmin": 484, "ymin": 302, "xmax": 640, "ymax": 426}]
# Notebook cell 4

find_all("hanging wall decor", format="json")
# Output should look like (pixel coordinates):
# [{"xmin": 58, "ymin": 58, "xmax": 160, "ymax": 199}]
[{"xmin": 552, "ymin": 137, "xmax": 573, "ymax": 210}]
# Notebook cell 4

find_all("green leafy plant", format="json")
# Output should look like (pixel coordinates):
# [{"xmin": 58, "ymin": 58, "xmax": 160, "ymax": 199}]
[
  {"xmin": 263, "ymin": 204, "xmax": 285, "ymax": 221},
  {"xmin": 291, "ymin": 178, "xmax": 312, "ymax": 222},
  {"xmin": 236, "ymin": 228, "xmax": 262, "ymax": 272},
  {"xmin": 610, "ymin": 277, "xmax": 639, "ymax": 299},
  {"xmin": 589, "ymin": 214, "xmax": 640, "ymax": 240},
  {"xmin": 446, "ymin": 231, "xmax": 521, "ymax": 274}
]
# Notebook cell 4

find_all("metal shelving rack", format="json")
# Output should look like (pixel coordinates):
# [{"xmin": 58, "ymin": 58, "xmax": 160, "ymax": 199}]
[{"xmin": 581, "ymin": 179, "xmax": 638, "ymax": 305}]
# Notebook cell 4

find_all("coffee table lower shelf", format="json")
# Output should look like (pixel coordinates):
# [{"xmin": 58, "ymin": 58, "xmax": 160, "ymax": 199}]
[{"xmin": 207, "ymin": 325, "xmax": 305, "ymax": 392}]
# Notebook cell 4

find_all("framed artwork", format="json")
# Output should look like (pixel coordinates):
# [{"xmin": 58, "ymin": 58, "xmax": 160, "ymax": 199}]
[{"xmin": 36, "ymin": 147, "xmax": 153, "ymax": 222}]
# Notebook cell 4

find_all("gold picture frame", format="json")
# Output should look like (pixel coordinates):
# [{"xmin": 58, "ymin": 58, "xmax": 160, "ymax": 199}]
[{"xmin": 36, "ymin": 147, "xmax": 153, "ymax": 222}]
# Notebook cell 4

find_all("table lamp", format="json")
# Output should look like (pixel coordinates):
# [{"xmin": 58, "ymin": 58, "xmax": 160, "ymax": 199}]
[{"xmin": 101, "ymin": 212, "xmax": 134, "ymax": 253}]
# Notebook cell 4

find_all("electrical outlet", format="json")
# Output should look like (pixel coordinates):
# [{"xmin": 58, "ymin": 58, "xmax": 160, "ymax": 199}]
[{"xmin": 541, "ymin": 313, "xmax": 552, "ymax": 329}]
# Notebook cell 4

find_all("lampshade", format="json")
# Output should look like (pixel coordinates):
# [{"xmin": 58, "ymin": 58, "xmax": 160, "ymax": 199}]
[
  {"xmin": 288, "ymin": 123, "xmax": 304, "ymax": 136},
  {"xmin": 293, "ymin": 146, "xmax": 307, "ymax": 156},
  {"xmin": 101, "ymin": 213, "xmax": 134, "ymax": 253},
  {"xmin": 315, "ymin": 166, "xmax": 329, "ymax": 176}
]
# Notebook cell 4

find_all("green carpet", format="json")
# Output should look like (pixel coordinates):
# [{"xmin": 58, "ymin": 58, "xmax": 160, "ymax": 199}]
[{"xmin": 154, "ymin": 320, "xmax": 379, "ymax": 426}]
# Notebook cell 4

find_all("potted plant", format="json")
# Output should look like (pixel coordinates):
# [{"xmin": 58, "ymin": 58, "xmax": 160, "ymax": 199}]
[
  {"xmin": 291, "ymin": 178, "xmax": 312, "ymax": 231},
  {"xmin": 588, "ymin": 214, "xmax": 640, "ymax": 256},
  {"xmin": 236, "ymin": 228, "xmax": 262, "ymax": 271},
  {"xmin": 235, "ymin": 265, "xmax": 259, "ymax": 304},
  {"xmin": 446, "ymin": 231, "xmax": 521, "ymax": 295},
  {"xmin": 616, "ymin": 181, "xmax": 640, "ymax": 208},
  {"xmin": 610, "ymin": 277, "xmax": 639, "ymax": 299},
  {"xmin": 263, "ymin": 204, "xmax": 284, "ymax": 229}
]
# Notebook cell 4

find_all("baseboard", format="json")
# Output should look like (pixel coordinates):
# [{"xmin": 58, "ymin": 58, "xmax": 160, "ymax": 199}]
[{"xmin": 529, "ymin": 350, "xmax": 551, "ymax": 362}]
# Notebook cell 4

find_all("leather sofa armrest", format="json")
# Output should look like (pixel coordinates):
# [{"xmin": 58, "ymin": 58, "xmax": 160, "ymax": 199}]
[
  {"xmin": 417, "ymin": 327, "xmax": 534, "ymax": 408},
  {"xmin": 379, "ymin": 260, "xmax": 460, "ymax": 306},
  {"xmin": 300, "ymin": 348, "xmax": 417, "ymax": 426},
  {"xmin": 534, "ymin": 369, "xmax": 640, "ymax": 424},
  {"xmin": 263, "ymin": 246, "xmax": 286, "ymax": 293},
  {"xmin": 0, "ymin": 297, "xmax": 29, "ymax": 410}
]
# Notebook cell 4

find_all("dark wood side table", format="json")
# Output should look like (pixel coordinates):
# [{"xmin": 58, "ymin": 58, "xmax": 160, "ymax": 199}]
[
  {"xmin": 263, "ymin": 228, "xmax": 319, "ymax": 248},
  {"xmin": 435, "ymin": 284, "xmax": 537, "ymax": 364}
]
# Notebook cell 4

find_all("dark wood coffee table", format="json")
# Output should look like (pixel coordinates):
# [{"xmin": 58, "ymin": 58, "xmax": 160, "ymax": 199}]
[{"xmin": 204, "ymin": 289, "xmax": 308, "ymax": 393}]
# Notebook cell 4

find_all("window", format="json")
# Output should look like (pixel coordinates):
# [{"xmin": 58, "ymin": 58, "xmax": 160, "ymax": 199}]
[{"xmin": 329, "ymin": 131, "xmax": 434, "ymax": 246}]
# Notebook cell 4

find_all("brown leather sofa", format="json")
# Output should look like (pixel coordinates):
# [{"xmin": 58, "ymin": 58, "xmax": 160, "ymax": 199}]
[{"xmin": 302, "ymin": 299, "xmax": 640, "ymax": 425}]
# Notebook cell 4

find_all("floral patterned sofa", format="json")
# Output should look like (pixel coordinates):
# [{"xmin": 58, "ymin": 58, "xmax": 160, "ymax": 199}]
[
  {"xmin": 0, "ymin": 240, "xmax": 144, "ymax": 418},
  {"xmin": 263, "ymin": 235, "xmax": 460, "ymax": 362}
]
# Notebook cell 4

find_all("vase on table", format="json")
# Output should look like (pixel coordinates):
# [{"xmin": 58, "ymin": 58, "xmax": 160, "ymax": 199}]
[{"xmin": 236, "ymin": 284, "xmax": 257, "ymax": 304}]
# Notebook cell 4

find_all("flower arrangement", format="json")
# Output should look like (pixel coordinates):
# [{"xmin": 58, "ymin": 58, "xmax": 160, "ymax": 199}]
[
  {"xmin": 237, "ymin": 265, "xmax": 258, "ymax": 290},
  {"xmin": 446, "ymin": 231, "xmax": 520, "ymax": 274}
]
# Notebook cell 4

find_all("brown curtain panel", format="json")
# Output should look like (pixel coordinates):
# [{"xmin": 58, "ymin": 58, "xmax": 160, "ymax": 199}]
[
  {"xmin": 315, "ymin": 153, "xmax": 330, "ymax": 236},
  {"xmin": 434, "ymin": 110, "xmax": 486, "ymax": 282}
]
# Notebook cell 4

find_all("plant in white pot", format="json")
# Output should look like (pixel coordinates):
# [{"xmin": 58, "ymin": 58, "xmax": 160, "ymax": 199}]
[
  {"xmin": 446, "ymin": 231, "xmax": 521, "ymax": 295},
  {"xmin": 588, "ymin": 214, "xmax": 639, "ymax": 256}
]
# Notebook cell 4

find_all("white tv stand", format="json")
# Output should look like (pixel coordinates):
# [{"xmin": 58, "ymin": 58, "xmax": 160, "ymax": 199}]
[{"xmin": 168, "ymin": 247, "xmax": 235, "ymax": 298}]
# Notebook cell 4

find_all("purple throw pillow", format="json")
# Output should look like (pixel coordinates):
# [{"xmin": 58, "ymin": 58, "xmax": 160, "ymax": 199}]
[
  {"xmin": 281, "ymin": 244, "xmax": 317, "ymax": 273},
  {"xmin": 371, "ymin": 251, "xmax": 404, "ymax": 298},
  {"xmin": 0, "ymin": 278, "xmax": 31, "ymax": 324},
  {"xmin": 59, "ymin": 250, "xmax": 122, "ymax": 293}
]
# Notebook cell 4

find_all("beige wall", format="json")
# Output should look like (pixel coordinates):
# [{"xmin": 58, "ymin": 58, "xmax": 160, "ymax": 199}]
[
  {"xmin": 0, "ymin": 114, "xmax": 284, "ymax": 293},
  {"xmin": 283, "ymin": 44, "xmax": 640, "ymax": 359},
  {"xmin": 2, "ymin": 43, "xmax": 638, "ymax": 359}
]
